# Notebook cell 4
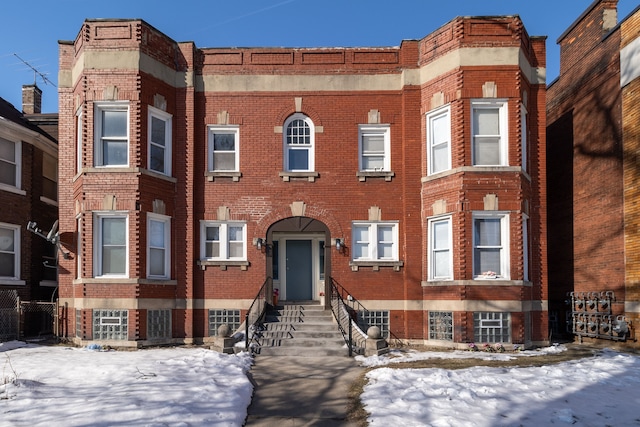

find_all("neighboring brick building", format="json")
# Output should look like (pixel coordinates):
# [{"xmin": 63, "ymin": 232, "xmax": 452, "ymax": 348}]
[
  {"xmin": 0, "ymin": 86, "xmax": 58, "ymax": 302},
  {"xmin": 547, "ymin": 0, "xmax": 640, "ymax": 345},
  {"xmin": 57, "ymin": 16, "xmax": 547, "ymax": 348}
]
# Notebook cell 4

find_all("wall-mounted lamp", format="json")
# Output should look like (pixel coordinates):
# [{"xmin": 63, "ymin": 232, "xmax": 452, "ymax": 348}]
[
  {"xmin": 253, "ymin": 237, "xmax": 265, "ymax": 250},
  {"xmin": 334, "ymin": 238, "xmax": 343, "ymax": 252}
]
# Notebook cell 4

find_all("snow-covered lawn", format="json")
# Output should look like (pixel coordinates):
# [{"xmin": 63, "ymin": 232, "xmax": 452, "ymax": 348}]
[
  {"xmin": 357, "ymin": 346, "xmax": 640, "ymax": 426},
  {"xmin": 0, "ymin": 341, "xmax": 253, "ymax": 426},
  {"xmin": 2, "ymin": 341, "xmax": 640, "ymax": 426}
]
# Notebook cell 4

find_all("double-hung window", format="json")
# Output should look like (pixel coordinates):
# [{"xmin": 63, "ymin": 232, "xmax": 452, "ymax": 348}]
[
  {"xmin": 0, "ymin": 223, "xmax": 20, "ymax": 280},
  {"xmin": 426, "ymin": 105, "xmax": 451, "ymax": 175},
  {"xmin": 471, "ymin": 100, "xmax": 508, "ymax": 166},
  {"xmin": 428, "ymin": 217, "xmax": 452, "ymax": 280},
  {"xmin": 42, "ymin": 152, "xmax": 57, "ymax": 202},
  {"xmin": 473, "ymin": 213, "xmax": 510, "ymax": 279},
  {"xmin": 148, "ymin": 107, "xmax": 172, "ymax": 175},
  {"xmin": 94, "ymin": 212, "xmax": 128, "ymax": 277},
  {"xmin": 358, "ymin": 125, "xmax": 390, "ymax": 172},
  {"xmin": 201, "ymin": 221, "xmax": 246, "ymax": 261},
  {"xmin": 0, "ymin": 137, "xmax": 20, "ymax": 189},
  {"xmin": 352, "ymin": 222, "xmax": 398, "ymax": 261},
  {"xmin": 94, "ymin": 102, "xmax": 129, "ymax": 167},
  {"xmin": 521, "ymin": 103, "xmax": 528, "ymax": 172},
  {"xmin": 147, "ymin": 213, "xmax": 171, "ymax": 279},
  {"xmin": 208, "ymin": 126, "xmax": 239, "ymax": 172},
  {"xmin": 284, "ymin": 114, "xmax": 314, "ymax": 172}
]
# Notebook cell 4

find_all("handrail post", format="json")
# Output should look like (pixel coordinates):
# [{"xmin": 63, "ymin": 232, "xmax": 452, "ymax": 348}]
[{"xmin": 348, "ymin": 315, "xmax": 353, "ymax": 357}]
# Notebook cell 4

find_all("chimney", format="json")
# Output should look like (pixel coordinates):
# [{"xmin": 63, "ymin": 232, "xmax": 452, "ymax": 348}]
[
  {"xmin": 22, "ymin": 84, "xmax": 42, "ymax": 114},
  {"xmin": 602, "ymin": 0, "xmax": 619, "ymax": 33}
]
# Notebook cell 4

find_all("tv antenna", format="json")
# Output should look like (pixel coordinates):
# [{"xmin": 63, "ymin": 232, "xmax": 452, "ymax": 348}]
[
  {"xmin": 13, "ymin": 53, "xmax": 56, "ymax": 87},
  {"xmin": 26, "ymin": 220, "xmax": 70, "ymax": 260}
]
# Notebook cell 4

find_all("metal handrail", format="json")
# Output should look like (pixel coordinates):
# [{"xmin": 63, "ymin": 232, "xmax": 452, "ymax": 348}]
[
  {"xmin": 245, "ymin": 277, "xmax": 271, "ymax": 351},
  {"xmin": 329, "ymin": 277, "xmax": 369, "ymax": 356}
]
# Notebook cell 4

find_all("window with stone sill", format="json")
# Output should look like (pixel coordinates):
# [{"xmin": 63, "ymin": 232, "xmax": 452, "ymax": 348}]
[
  {"xmin": 0, "ymin": 137, "xmax": 20, "ymax": 189},
  {"xmin": 148, "ymin": 106, "xmax": 172, "ymax": 176},
  {"xmin": 94, "ymin": 102, "xmax": 129, "ymax": 167},
  {"xmin": 471, "ymin": 99, "xmax": 508, "ymax": 167},
  {"xmin": 0, "ymin": 223, "xmax": 20, "ymax": 280},
  {"xmin": 352, "ymin": 222, "xmax": 399, "ymax": 263},
  {"xmin": 200, "ymin": 221, "xmax": 247, "ymax": 262}
]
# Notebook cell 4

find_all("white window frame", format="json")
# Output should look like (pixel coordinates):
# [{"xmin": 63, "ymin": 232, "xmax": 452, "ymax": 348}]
[
  {"xmin": 473, "ymin": 212, "xmax": 510, "ymax": 279},
  {"xmin": 94, "ymin": 212, "xmax": 129, "ymax": 278},
  {"xmin": 0, "ymin": 137, "xmax": 21, "ymax": 190},
  {"xmin": 351, "ymin": 222, "xmax": 399, "ymax": 261},
  {"xmin": 76, "ymin": 215, "xmax": 82, "ymax": 280},
  {"xmin": 148, "ymin": 106, "xmax": 172, "ymax": 176},
  {"xmin": 521, "ymin": 103, "xmax": 528, "ymax": 172},
  {"xmin": 283, "ymin": 114, "xmax": 314, "ymax": 172},
  {"xmin": 94, "ymin": 102, "xmax": 129, "ymax": 167},
  {"xmin": 471, "ymin": 99, "xmax": 508, "ymax": 166},
  {"xmin": 76, "ymin": 108, "xmax": 83, "ymax": 174},
  {"xmin": 426, "ymin": 105, "xmax": 451, "ymax": 175},
  {"xmin": 208, "ymin": 125, "xmax": 240, "ymax": 172},
  {"xmin": 147, "ymin": 213, "xmax": 171, "ymax": 279},
  {"xmin": 200, "ymin": 221, "xmax": 247, "ymax": 261},
  {"xmin": 358, "ymin": 124, "xmax": 390, "ymax": 172},
  {"xmin": 0, "ymin": 222, "xmax": 20, "ymax": 281},
  {"xmin": 523, "ymin": 214, "xmax": 530, "ymax": 282},
  {"xmin": 428, "ymin": 216, "xmax": 453, "ymax": 280}
]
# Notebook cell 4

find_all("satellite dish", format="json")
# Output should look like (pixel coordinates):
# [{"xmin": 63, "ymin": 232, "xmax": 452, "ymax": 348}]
[
  {"xmin": 0, "ymin": 235, "xmax": 12, "ymax": 251},
  {"xmin": 47, "ymin": 220, "xmax": 59, "ymax": 242}
]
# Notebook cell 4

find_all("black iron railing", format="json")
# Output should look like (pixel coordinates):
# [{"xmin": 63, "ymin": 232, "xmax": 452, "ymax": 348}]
[
  {"xmin": 245, "ymin": 277, "xmax": 271, "ymax": 351},
  {"xmin": 329, "ymin": 277, "xmax": 369, "ymax": 356}
]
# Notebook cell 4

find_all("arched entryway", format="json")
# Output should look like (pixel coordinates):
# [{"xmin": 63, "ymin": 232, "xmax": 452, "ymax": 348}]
[{"xmin": 266, "ymin": 217, "xmax": 331, "ymax": 304}]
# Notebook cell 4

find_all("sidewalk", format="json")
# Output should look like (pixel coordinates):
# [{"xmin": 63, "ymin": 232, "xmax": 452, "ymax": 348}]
[{"xmin": 244, "ymin": 355, "xmax": 364, "ymax": 426}]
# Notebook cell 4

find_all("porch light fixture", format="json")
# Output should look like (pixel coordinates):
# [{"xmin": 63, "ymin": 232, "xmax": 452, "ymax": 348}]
[
  {"xmin": 253, "ymin": 238, "xmax": 265, "ymax": 250},
  {"xmin": 335, "ymin": 238, "xmax": 343, "ymax": 252}
]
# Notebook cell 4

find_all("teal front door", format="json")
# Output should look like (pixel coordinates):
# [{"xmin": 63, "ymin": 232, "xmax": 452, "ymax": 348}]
[{"xmin": 285, "ymin": 240, "xmax": 313, "ymax": 300}]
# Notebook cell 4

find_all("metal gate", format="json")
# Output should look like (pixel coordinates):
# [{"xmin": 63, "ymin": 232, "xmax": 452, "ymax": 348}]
[
  {"xmin": 0, "ymin": 290, "xmax": 58, "ymax": 342},
  {"xmin": 0, "ymin": 290, "xmax": 19, "ymax": 341}
]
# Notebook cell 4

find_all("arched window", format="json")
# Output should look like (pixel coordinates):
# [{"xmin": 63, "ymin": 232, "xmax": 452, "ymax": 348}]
[{"xmin": 284, "ymin": 114, "xmax": 314, "ymax": 172}]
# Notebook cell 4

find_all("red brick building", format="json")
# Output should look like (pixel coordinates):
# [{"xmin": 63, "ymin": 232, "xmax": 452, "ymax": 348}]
[
  {"xmin": 547, "ymin": 0, "xmax": 640, "ymax": 345},
  {"xmin": 0, "ymin": 86, "xmax": 58, "ymax": 339},
  {"xmin": 57, "ymin": 16, "xmax": 547, "ymax": 348}
]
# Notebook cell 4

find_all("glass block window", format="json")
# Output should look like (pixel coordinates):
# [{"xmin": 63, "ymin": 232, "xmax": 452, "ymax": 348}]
[
  {"xmin": 148, "ymin": 309, "xmax": 171, "ymax": 340},
  {"xmin": 93, "ymin": 309, "xmax": 128, "ymax": 340},
  {"xmin": 76, "ymin": 309, "xmax": 82, "ymax": 338},
  {"xmin": 473, "ymin": 312, "xmax": 510, "ymax": 343},
  {"xmin": 429, "ymin": 311, "xmax": 453, "ymax": 341},
  {"xmin": 357, "ymin": 310, "xmax": 389, "ymax": 338},
  {"xmin": 209, "ymin": 309, "xmax": 241, "ymax": 337}
]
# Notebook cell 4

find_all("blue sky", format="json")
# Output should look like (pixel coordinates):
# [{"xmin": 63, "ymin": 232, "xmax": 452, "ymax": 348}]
[{"xmin": 1, "ymin": 0, "xmax": 637, "ymax": 113}]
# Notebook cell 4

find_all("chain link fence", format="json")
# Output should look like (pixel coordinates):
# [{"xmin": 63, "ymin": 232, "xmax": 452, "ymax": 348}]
[
  {"xmin": 0, "ymin": 290, "xmax": 57, "ymax": 342},
  {"xmin": 0, "ymin": 290, "xmax": 19, "ymax": 341}
]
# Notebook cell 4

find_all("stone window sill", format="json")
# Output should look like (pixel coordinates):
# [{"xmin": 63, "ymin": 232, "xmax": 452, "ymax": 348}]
[
  {"xmin": 206, "ymin": 171, "xmax": 242, "ymax": 182},
  {"xmin": 197, "ymin": 260, "xmax": 250, "ymax": 271},
  {"xmin": 349, "ymin": 261, "xmax": 403, "ymax": 271},
  {"xmin": 356, "ymin": 171, "xmax": 395, "ymax": 182},
  {"xmin": 279, "ymin": 171, "xmax": 319, "ymax": 182}
]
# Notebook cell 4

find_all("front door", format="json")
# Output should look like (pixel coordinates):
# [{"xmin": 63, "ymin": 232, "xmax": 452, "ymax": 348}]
[{"xmin": 285, "ymin": 240, "xmax": 313, "ymax": 300}]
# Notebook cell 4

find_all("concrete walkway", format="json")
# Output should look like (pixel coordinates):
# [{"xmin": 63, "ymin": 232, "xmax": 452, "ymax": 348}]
[{"xmin": 244, "ymin": 355, "xmax": 364, "ymax": 426}]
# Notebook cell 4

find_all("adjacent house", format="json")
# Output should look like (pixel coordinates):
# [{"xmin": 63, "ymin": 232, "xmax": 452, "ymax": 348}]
[
  {"xmin": 57, "ymin": 16, "xmax": 547, "ymax": 348},
  {"xmin": 547, "ymin": 0, "xmax": 640, "ymax": 346},
  {"xmin": 0, "ymin": 85, "xmax": 58, "ymax": 339}
]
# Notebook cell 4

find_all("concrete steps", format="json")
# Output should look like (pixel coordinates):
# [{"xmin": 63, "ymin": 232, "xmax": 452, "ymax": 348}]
[{"xmin": 253, "ymin": 302, "xmax": 348, "ymax": 357}]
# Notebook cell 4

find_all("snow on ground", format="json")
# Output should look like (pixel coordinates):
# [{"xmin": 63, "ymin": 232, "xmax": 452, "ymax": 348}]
[
  {"xmin": 358, "ymin": 345, "xmax": 640, "ymax": 427},
  {"xmin": 2, "ymin": 341, "xmax": 640, "ymax": 426},
  {"xmin": 0, "ymin": 341, "xmax": 253, "ymax": 426}
]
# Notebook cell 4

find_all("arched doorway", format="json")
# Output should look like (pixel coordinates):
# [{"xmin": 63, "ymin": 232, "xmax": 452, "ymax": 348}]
[{"xmin": 266, "ymin": 217, "xmax": 330, "ymax": 303}]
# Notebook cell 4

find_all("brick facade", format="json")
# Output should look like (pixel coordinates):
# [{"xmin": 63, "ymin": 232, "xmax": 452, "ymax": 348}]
[
  {"xmin": 58, "ymin": 16, "xmax": 547, "ymax": 348},
  {"xmin": 0, "ymin": 93, "xmax": 58, "ymax": 304},
  {"xmin": 547, "ymin": 0, "xmax": 640, "ymax": 346}
]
